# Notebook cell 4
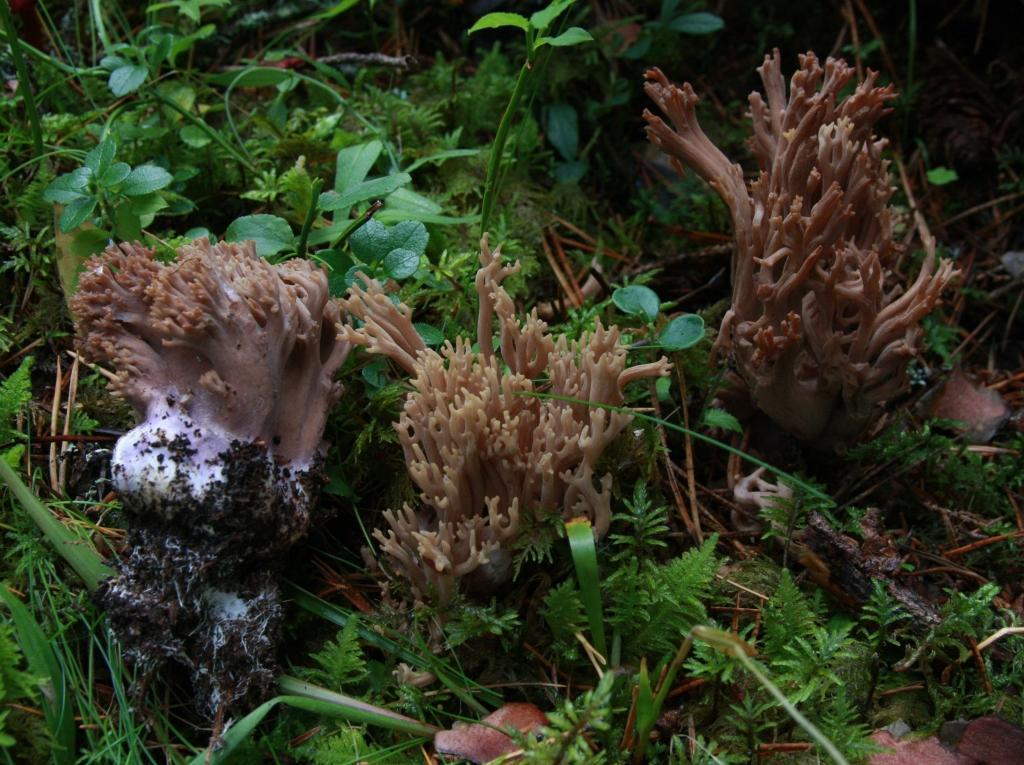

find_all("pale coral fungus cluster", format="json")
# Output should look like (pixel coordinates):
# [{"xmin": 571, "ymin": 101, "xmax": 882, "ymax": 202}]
[{"xmin": 342, "ymin": 236, "xmax": 671, "ymax": 605}]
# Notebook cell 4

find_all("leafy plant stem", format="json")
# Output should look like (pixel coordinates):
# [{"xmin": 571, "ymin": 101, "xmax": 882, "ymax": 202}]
[
  {"xmin": 0, "ymin": 0, "xmax": 45, "ymax": 157},
  {"xmin": 295, "ymin": 177, "xmax": 324, "ymax": 260},
  {"xmin": 480, "ymin": 57, "xmax": 531, "ymax": 234}
]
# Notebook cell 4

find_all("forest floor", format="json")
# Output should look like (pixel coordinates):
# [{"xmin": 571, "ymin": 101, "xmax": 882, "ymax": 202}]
[{"xmin": 0, "ymin": 1, "xmax": 1022, "ymax": 764}]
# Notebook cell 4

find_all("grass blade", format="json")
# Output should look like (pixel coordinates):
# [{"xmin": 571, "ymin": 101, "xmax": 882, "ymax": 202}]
[
  {"xmin": 187, "ymin": 680, "xmax": 437, "ymax": 765},
  {"xmin": 565, "ymin": 517, "xmax": 606, "ymax": 659},
  {"xmin": 0, "ymin": 587, "xmax": 75, "ymax": 764},
  {"xmin": 0, "ymin": 460, "xmax": 113, "ymax": 591}
]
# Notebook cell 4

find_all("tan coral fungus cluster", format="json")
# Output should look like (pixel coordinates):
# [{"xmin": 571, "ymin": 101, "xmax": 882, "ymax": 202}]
[
  {"xmin": 342, "ymin": 236, "xmax": 671, "ymax": 605},
  {"xmin": 644, "ymin": 51, "xmax": 956, "ymax": 447}
]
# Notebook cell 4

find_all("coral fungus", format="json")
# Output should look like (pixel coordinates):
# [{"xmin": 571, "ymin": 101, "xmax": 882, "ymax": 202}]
[
  {"xmin": 72, "ymin": 237, "xmax": 349, "ymax": 715},
  {"xmin": 342, "ymin": 236, "xmax": 671, "ymax": 606},
  {"xmin": 644, "ymin": 51, "xmax": 957, "ymax": 447}
]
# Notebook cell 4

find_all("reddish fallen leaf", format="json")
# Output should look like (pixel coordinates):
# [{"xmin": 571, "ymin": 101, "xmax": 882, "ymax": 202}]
[
  {"xmin": 434, "ymin": 702, "xmax": 547, "ymax": 764},
  {"xmin": 947, "ymin": 716, "xmax": 1024, "ymax": 764},
  {"xmin": 869, "ymin": 731, "xmax": 972, "ymax": 765},
  {"xmin": 927, "ymin": 368, "xmax": 1011, "ymax": 443}
]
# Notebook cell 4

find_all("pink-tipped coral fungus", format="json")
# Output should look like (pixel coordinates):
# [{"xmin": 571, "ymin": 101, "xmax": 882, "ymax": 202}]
[
  {"xmin": 644, "ymin": 51, "xmax": 957, "ymax": 448},
  {"xmin": 72, "ymin": 237, "xmax": 349, "ymax": 715}
]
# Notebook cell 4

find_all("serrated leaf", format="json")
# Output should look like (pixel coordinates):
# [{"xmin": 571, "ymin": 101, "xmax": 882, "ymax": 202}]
[
  {"xmin": 60, "ymin": 196, "xmax": 97, "ymax": 232},
  {"xmin": 467, "ymin": 12, "xmax": 529, "ymax": 34},
  {"xmin": 98, "ymin": 162, "xmax": 131, "ymax": 187},
  {"xmin": 84, "ymin": 138, "xmax": 116, "ymax": 174},
  {"xmin": 43, "ymin": 168, "xmax": 92, "ymax": 204},
  {"xmin": 224, "ymin": 214, "xmax": 294, "ymax": 257},
  {"xmin": 529, "ymin": 0, "xmax": 573, "ymax": 31},
  {"xmin": 534, "ymin": 27, "xmax": 593, "ymax": 48},
  {"xmin": 659, "ymin": 314, "xmax": 705, "ymax": 350},
  {"xmin": 317, "ymin": 173, "xmax": 411, "ymax": 212},
  {"xmin": 701, "ymin": 408, "xmax": 742, "ymax": 434},
  {"xmin": 108, "ymin": 64, "xmax": 148, "ymax": 96},
  {"xmin": 349, "ymin": 219, "xmax": 428, "ymax": 263},
  {"xmin": 668, "ymin": 12, "xmax": 724, "ymax": 34},
  {"xmin": 121, "ymin": 165, "xmax": 173, "ymax": 196},
  {"xmin": 613, "ymin": 285, "xmax": 660, "ymax": 322},
  {"xmin": 383, "ymin": 248, "xmax": 420, "ymax": 280}
]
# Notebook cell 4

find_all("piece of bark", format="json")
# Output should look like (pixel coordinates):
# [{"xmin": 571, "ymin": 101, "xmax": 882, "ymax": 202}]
[
  {"xmin": 434, "ymin": 702, "xmax": 547, "ymax": 763},
  {"xmin": 799, "ymin": 510, "xmax": 941, "ymax": 626}
]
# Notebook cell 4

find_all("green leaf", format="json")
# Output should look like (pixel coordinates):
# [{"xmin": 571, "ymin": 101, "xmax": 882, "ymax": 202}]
[
  {"xmin": 414, "ymin": 323, "xmax": 445, "ymax": 347},
  {"xmin": 108, "ymin": 64, "xmax": 148, "ymax": 96},
  {"xmin": 377, "ymin": 188, "xmax": 479, "ymax": 225},
  {"xmin": 658, "ymin": 314, "xmax": 705, "ymax": 350},
  {"xmin": 83, "ymin": 138, "xmax": 116, "ymax": 174},
  {"xmin": 467, "ymin": 12, "xmax": 529, "ymax": 34},
  {"xmin": 350, "ymin": 219, "xmax": 428, "ymax": 263},
  {"xmin": 613, "ymin": 285, "xmax": 660, "ymax": 322},
  {"xmin": 534, "ymin": 27, "xmax": 593, "ymax": 48},
  {"xmin": 403, "ymin": 148, "xmax": 481, "ymax": 174},
  {"xmin": 121, "ymin": 165, "xmax": 173, "ymax": 196},
  {"xmin": 225, "ymin": 214, "xmax": 294, "ymax": 257},
  {"xmin": 547, "ymin": 103, "xmax": 578, "ymax": 161},
  {"xmin": 565, "ymin": 518, "xmax": 606, "ymax": 658},
  {"xmin": 317, "ymin": 173, "xmax": 411, "ymax": 212},
  {"xmin": 98, "ymin": 162, "xmax": 131, "ymax": 187},
  {"xmin": 701, "ymin": 408, "xmax": 742, "ymax": 434},
  {"xmin": 529, "ymin": 0, "xmax": 574, "ymax": 31},
  {"xmin": 334, "ymin": 140, "xmax": 383, "ymax": 194},
  {"xmin": 927, "ymin": 166, "xmax": 958, "ymax": 186},
  {"xmin": 210, "ymin": 67, "xmax": 295, "ymax": 87},
  {"xmin": 668, "ymin": 12, "xmax": 724, "ymax": 34},
  {"xmin": 179, "ymin": 124, "xmax": 212, "ymax": 148},
  {"xmin": 43, "ymin": 169, "xmax": 92, "ymax": 204},
  {"xmin": 60, "ymin": 196, "xmax": 97, "ymax": 232},
  {"xmin": 383, "ymin": 248, "xmax": 420, "ymax": 280}
]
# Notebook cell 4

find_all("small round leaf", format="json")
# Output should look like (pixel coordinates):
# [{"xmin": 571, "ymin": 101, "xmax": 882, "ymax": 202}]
[
  {"xmin": 659, "ymin": 314, "xmax": 705, "ymax": 350},
  {"xmin": 612, "ymin": 285, "xmax": 660, "ymax": 322}
]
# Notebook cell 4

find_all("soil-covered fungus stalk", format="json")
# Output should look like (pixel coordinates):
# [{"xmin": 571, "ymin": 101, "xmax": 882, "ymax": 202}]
[
  {"xmin": 644, "ymin": 51, "xmax": 957, "ymax": 448},
  {"xmin": 342, "ymin": 236, "xmax": 671, "ymax": 606},
  {"xmin": 71, "ymin": 237, "xmax": 350, "ymax": 716}
]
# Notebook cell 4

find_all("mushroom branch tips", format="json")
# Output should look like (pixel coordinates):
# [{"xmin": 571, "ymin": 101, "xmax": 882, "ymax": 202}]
[
  {"xmin": 342, "ymin": 236, "xmax": 672, "ymax": 606},
  {"xmin": 644, "ymin": 51, "xmax": 957, "ymax": 447},
  {"xmin": 71, "ymin": 237, "xmax": 350, "ymax": 716}
]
